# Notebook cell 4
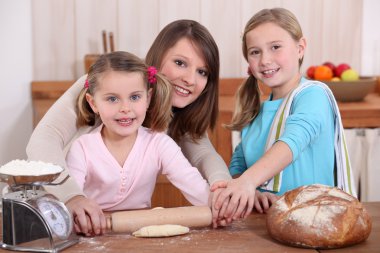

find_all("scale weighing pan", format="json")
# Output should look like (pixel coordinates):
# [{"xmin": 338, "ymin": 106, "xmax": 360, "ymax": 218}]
[{"xmin": 0, "ymin": 171, "xmax": 62, "ymax": 186}]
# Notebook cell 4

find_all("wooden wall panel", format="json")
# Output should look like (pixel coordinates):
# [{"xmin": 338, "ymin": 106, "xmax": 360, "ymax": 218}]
[
  {"xmin": 32, "ymin": 0, "xmax": 364, "ymax": 80},
  {"xmin": 319, "ymin": 0, "xmax": 362, "ymax": 71},
  {"xmin": 159, "ymin": 0, "xmax": 201, "ymax": 26},
  {"xmin": 118, "ymin": 0, "xmax": 160, "ymax": 58},
  {"xmin": 32, "ymin": 0, "xmax": 75, "ymax": 80},
  {"xmin": 202, "ymin": 0, "xmax": 242, "ymax": 77},
  {"xmin": 74, "ymin": 0, "xmax": 118, "ymax": 76}
]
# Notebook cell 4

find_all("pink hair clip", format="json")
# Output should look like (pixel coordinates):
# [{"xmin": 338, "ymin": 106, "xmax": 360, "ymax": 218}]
[
  {"xmin": 147, "ymin": 66, "xmax": 157, "ymax": 85},
  {"xmin": 84, "ymin": 79, "xmax": 90, "ymax": 88}
]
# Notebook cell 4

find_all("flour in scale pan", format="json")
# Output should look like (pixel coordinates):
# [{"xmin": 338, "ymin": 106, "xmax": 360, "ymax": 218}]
[{"xmin": 0, "ymin": 159, "xmax": 63, "ymax": 176}]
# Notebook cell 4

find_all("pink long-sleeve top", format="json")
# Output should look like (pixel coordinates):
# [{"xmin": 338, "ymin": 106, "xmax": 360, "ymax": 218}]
[{"xmin": 66, "ymin": 125, "xmax": 210, "ymax": 211}]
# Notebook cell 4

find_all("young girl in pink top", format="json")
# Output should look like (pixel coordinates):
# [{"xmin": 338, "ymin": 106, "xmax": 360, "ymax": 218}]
[{"xmin": 65, "ymin": 51, "xmax": 209, "ymax": 235}]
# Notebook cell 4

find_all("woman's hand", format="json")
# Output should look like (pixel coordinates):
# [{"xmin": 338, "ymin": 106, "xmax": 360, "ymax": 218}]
[
  {"xmin": 254, "ymin": 191, "xmax": 280, "ymax": 213},
  {"xmin": 210, "ymin": 180, "xmax": 228, "ymax": 191},
  {"xmin": 66, "ymin": 195, "xmax": 106, "ymax": 236}
]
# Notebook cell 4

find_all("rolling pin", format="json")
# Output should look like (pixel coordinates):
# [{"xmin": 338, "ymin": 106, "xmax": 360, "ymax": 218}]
[{"xmin": 106, "ymin": 206, "xmax": 212, "ymax": 233}]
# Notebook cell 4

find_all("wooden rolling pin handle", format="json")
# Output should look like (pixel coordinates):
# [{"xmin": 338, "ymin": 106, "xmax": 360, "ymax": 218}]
[{"xmin": 106, "ymin": 206, "xmax": 212, "ymax": 233}]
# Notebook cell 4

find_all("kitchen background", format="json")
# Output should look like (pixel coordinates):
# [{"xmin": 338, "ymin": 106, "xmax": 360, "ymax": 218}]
[{"xmin": 0, "ymin": 0, "xmax": 379, "ymax": 199}]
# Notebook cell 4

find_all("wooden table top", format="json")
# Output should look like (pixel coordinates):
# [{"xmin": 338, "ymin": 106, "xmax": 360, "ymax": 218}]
[{"xmin": 1, "ymin": 202, "xmax": 378, "ymax": 253}]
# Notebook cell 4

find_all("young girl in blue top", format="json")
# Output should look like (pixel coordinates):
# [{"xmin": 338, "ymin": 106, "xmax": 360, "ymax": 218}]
[{"xmin": 211, "ymin": 8, "xmax": 355, "ymax": 226}]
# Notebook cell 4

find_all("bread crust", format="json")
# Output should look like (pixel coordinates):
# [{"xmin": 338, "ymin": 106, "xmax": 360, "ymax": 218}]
[{"xmin": 266, "ymin": 184, "xmax": 372, "ymax": 249}]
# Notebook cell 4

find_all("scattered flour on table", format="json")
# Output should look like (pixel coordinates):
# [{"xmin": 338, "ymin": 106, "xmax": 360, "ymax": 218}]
[
  {"xmin": 77, "ymin": 237, "xmax": 106, "ymax": 252},
  {"xmin": 77, "ymin": 235, "xmax": 133, "ymax": 252},
  {"xmin": 0, "ymin": 159, "xmax": 62, "ymax": 176}
]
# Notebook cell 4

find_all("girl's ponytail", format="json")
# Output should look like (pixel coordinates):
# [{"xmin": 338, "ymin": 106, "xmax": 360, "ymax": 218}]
[
  {"xmin": 76, "ymin": 77, "xmax": 97, "ymax": 127},
  {"xmin": 225, "ymin": 75, "xmax": 261, "ymax": 131},
  {"xmin": 143, "ymin": 72, "xmax": 172, "ymax": 132}
]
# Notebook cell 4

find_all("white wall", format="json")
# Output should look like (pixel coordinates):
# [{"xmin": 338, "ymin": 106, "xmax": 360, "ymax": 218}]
[{"xmin": 0, "ymin": 0, "xmax": 33, "ymax": 165}]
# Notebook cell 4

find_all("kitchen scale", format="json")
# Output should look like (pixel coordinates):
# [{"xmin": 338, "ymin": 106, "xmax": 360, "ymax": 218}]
[{"xmin": 0, "ymin": 170, "xmax": 79, "ymax": 252}]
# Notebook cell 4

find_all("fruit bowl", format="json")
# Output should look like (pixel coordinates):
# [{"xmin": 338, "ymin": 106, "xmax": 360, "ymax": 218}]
[{"xmin": 323, "ymin": 77, "xmax": 377, "ymax": 102}]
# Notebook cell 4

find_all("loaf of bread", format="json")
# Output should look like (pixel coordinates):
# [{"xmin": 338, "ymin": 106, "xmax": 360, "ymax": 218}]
[{"xmin": 266, "ymin": 184, "xmax": 372, "ymax": 249}]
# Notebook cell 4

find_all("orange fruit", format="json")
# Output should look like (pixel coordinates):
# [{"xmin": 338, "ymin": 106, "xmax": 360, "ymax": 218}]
[{"xmin": 314, "ymin": 65, "xmax": 333, "ymax": 81}]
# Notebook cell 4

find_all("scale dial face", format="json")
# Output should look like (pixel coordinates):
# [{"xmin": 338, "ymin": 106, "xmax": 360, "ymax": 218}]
[{"xmin": 36, "ymin": 197, "xmax": 73, "ymax": 239}]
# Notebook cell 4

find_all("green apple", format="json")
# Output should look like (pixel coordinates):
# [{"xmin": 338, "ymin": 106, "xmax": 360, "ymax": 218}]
[{"xmin": 341, "ymin": 69, "xmax": 359, "ymax": 81}]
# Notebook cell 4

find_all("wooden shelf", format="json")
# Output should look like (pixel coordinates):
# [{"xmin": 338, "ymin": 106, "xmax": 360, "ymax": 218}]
[{"xmin": 31, "ymin": 81, "xmax": 74, "ymax": 127}]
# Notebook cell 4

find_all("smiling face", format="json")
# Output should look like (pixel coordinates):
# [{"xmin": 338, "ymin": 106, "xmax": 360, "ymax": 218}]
[
  {"xmin": 246, "ymin": 22, "xmax": 306, "ymax": 99},
  {"xmin": 86, "ymin": 70, "xmax": 151, "ymax": 140},
  {"xmin": 160, "ymin": 38, "xmax": 209, "ymax": 108}
]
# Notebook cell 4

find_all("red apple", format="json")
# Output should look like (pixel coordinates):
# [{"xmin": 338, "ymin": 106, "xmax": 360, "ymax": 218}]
[
  {"xmin": 323, "ymin": 62, "xmax": 336, "ymax": 74},
  {"xmin": 334, "ymin": 63, "xmax": 351, "ymax": 78},
  {"xmin": 306, "ymin": 66, "xmax": 316, "ymax": 79}
]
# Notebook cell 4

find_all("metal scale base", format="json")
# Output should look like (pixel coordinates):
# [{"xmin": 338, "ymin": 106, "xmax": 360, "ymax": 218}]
[{"xmin": 0, "ymin": 170, "xmax": 79, "ymax": 252}]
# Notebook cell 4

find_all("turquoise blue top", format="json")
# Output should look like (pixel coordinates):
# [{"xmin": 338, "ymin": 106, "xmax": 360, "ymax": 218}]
[{"xmin": 229, "ymin": 78, "xmax": 336, "ymax": 195}]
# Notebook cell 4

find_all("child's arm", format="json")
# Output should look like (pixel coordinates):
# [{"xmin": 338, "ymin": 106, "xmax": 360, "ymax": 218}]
[
  {"xmin": 229, "ymin": 142, "xmax": 248, "ymax": 177},
  {"xmin": 213, "ymin": 141, "xmax": 292, "ymax": 220},
  {"xmin": 66, "ymin": 140, "xmax": 107, "ymax": 236},
  {"xmin": 160, "ymin": 135, "xmax": 210, "ymax": 206}
]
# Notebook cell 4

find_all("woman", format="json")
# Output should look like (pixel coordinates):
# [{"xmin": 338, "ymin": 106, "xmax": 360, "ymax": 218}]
[{"xmin": 26, "ymin": 20, "xmax": 231, "ymax": 235}]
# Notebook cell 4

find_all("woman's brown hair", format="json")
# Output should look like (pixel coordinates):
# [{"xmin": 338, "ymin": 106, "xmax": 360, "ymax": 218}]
[
  {"xmin": 145, "ymin": 20, "xmax": 220, "ymax": 142},
  {"xmin": 227, "ymin": 8, "xmax": 304, "ymax": 131},
  {"xmin": 76, "ymin": 51, "xmax": 172, "ymax": 132}
]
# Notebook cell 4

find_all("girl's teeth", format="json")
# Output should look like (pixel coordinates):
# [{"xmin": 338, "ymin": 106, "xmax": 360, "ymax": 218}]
[
  {"xmin": 263, "ymin": 69, "xmax": 276, "ymax": 74},
  {"xmin": 118, "ymin": 119, "xmax": 132, "ymax": 123},
  {"xmin": 174, "ymin": 85, "xmax": 190, "ymax": 94}
]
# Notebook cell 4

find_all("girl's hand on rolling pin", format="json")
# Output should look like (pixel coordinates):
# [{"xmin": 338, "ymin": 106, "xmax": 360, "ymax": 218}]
[{"xmin": 66, "ymin": 195, "xmax": 106, "ymax": 236}]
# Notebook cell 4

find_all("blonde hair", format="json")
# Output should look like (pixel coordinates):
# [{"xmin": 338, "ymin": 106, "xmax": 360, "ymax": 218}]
[
  {"xmin": 145, "ymin": 20, "xmax": 220, "ymax": 142},
  {"xmin": 76, "ymin": 51, "xmax": 172, "ymax": 132},
  {"xmin": 227, "ymin": 8, "xmax": 304, "ymax": 131}
]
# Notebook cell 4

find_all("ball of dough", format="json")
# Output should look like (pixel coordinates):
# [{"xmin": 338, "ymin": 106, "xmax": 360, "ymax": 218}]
[
  {"xmin": 132, "ymin": 224, "xmax": 189, "ymax": 237},
  {"xmin": 266, "ymin": 184, "xmax": 372, "ymax": 249}
]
